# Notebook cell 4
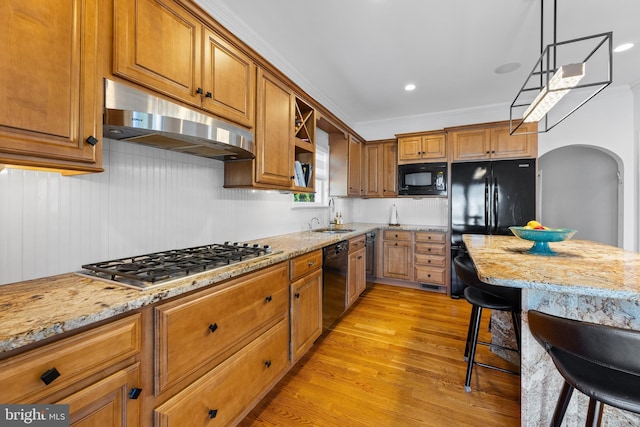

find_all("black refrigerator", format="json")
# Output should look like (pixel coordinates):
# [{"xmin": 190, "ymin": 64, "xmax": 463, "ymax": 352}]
[{"xmin": 450, "ymin": 159, "xmax": 536, "ymax": 297}]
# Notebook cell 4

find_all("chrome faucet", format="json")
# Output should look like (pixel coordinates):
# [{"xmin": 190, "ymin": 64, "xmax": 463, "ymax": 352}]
[{"xmin": 308, "ymin": 217, "xmax": 320, "ymax": 231}]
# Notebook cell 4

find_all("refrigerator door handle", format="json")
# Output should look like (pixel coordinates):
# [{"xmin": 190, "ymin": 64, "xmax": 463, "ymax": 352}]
[
  {"xmin": 493, "ymin": 177, "xmax": 499, "ymax": 233},
  {"xmin": 484, "ymin": 177, "xmax": 490, "ymax": 233}
]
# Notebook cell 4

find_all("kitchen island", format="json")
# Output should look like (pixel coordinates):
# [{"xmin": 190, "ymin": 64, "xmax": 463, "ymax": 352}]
[{"xmin": 463, "ymin": 234, "xmax": 640, "ymax": 427}]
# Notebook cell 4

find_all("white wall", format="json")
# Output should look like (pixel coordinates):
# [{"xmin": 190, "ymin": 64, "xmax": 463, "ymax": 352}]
[
  {"xmin": 0, "ymin": 139, "xmax": 329, "ymax": 286},
  {"xmin": 355, "ymin": 85, "xmax": 638, "ymax": 251}
]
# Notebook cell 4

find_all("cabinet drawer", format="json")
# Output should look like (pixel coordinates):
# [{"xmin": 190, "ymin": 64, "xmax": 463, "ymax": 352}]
[
  {"xmin": 415, "ymin": 254, "xmax": 446, "ymax": 268},
  {"xmin": 290, "ymin": 250, "xmax": 322, "ymax": 281},
  {"xmin": 349, "ymin": 234, "xmax": 366, "ymax": 251},
  {"xmin": 155, "ymin": 263, "xmax": 288, "ymax": 394},
  {"xmin": 415, "ymin": 243, "xmax": 446, "ymax": 256},
  {"xmin": 155, "ymin": 318, "xmax": 289, "ymax": 427},
  {"xmin": 415, "ymin": 232, "xmax": 446, "ymax": 244},
  {"xmin": 415, "ymin": 266, "xmax": 446, "ymax": 285},
  {"xmin": 0, "ymin": 314, "xmax": 141, "ymax": 404},
  {"xmin": 383, "ymin": 230, "xmax": 412, "ymax": 241}
]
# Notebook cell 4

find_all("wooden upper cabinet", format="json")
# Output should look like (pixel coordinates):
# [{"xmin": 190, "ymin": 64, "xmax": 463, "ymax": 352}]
[
  {"xmin": 348, "ymin": 136, "xmax": 363, "ymax": 196},
  {"xmin": 0, "ymin": 0, "xmax": 102, "ymax": 173},
  {"xmin": 114, "ymin": 0, "xmax": 203, "ymax": 107},
  {"xmin": 114, "ymin": 0, "xmax": 256, "ymax": 128},
  {"xmin": 450, "ymin": 121, "xmax": 537, "ymax": 161},
  {"xmin": 255, "ymin": 68, "xmax": 293, "ymax": 187},
  {"xmin": 202, "ymin": 30, "xmax": 256, "ymax": 128},
  {"xmin": 364, "ymin": 140, "xmax": 397, "ymax": 198},
  {"xmin": 397, "ymin": 132, "xmax": 446, "ymax": 164}
]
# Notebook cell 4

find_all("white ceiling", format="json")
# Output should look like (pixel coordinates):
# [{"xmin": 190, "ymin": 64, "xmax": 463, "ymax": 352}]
[{"xmin": 196, "ymin": 0, "xmax": 640, "ymax": 128}]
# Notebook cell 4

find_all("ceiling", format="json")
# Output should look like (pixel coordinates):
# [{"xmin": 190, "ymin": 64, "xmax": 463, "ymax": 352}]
[{"xmin": 196, "ymin": 0, "xmax": 640, "ymax": 128}]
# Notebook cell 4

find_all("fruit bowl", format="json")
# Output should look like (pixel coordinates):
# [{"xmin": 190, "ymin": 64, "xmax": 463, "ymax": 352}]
[{"xmin": 509, "ymin": 226, "xmax": 577, "ymax": 255}]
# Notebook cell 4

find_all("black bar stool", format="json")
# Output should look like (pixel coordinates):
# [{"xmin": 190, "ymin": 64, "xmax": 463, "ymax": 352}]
[
  {"xmin": 528, "ymin": 310, "xmax": 640, "ymax": 427},
  {"xmin": 453, "ymin": 255, "xmax": 521, "ymax": 392}
]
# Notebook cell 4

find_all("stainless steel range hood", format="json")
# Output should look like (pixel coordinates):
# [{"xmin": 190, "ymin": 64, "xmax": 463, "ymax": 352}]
[{"xmin": 103, "ymin": 79, "xmax": 254, "ymax": 161}]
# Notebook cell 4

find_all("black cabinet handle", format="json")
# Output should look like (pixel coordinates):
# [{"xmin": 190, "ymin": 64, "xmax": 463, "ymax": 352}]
[
  {"xmin": 86, "ymin": 135, "xmax": 99, "ymax": 146},
  {"xmin": 265, "ymin": 295, "xmax": 272, "ymax": 303},
  {"xmin": 358, "ymin": 255, "xmax": 363, "ymax": 260},
  {"xmin": 208, "ymin": 323, "xmax": 218, "ymax": 333},
  {"xmin": 264, "ymin": 360, "xmax": 272, "ymax": 368},
  {"xmin": 295, "ymin": 293, "xmax": 300, "ymax": 299},
  {"xmin": 308, "ymin": 261, "xmax": 314, "ymax": 267},
  {"xmin": 41, "ymin": 367, "xmax": 60, "ymax": 385},
  {"xmin": 208, "ymin": 409, "xmax": 218, "ymax": 419},
  {"xmin": 196, "ymin": 87, "xmax": 204, "ymax": 95},
  {"xmin": 205, "ymin": 91, "xmax": 212, "ymax": 98},
  {"xmin": 128, "ymin": 388, "xmax": 142, "ymax": 399}
]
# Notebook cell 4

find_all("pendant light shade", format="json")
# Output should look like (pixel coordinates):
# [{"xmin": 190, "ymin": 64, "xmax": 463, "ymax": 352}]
[{"xmin": 509, "ymin": 0, "xmax": 612, "ymax": 135}]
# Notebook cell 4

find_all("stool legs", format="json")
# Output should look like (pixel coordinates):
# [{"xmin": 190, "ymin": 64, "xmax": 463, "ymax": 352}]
[
  {"xmin": 551, "ymin": 381, "xmax": 574, "ymax": 427},
  {"xmin": 586, "ymin": 398, "xmax": 604, "ymax": 427},
  {"xmin": 465, "ymin": 305, "xmax": 483, "ymax": 392},
  {"xmin": 464, "ymin": 305, "xmax": 479, "ymax": 362}
]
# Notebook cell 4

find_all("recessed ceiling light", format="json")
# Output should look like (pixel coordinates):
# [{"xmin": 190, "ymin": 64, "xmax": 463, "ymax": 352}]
[
  {"xmin": 614, "ymin": 43, "xmax": 634, "ymax": 53},
  {"xmin": 404, "ymin": 83, "xmax": 416, "ymax": 91},
  {"xmin": 495, "ymin": 62, "xmax": 521, "ymax": 74}
]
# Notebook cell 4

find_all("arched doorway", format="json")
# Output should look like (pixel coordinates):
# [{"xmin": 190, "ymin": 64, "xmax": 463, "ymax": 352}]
[{"xmin": 538, "ymin": 146, "xmax": 621, "ymax": 247}]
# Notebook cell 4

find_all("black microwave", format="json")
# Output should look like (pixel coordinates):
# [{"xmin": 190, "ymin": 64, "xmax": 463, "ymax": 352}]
[{"xmin": 398, "ymin": 162, "xmax": 447, "ymax": 196}]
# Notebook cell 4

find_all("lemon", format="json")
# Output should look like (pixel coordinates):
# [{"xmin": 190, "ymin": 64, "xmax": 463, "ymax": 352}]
[{"xmin": 526, "ymin": 220, "xmax": 542, "ymax": 228}]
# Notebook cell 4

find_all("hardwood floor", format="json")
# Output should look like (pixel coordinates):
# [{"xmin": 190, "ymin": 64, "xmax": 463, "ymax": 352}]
[{"xmin": 240, "ymin": 283, "xmax": 521, "ymax": 426}]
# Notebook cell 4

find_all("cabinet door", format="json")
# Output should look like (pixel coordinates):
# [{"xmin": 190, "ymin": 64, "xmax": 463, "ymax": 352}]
[
  {"xmin": 202, "ymin": 29, "xmax": 256, "ymax": 128},
  {"xmin": 422, "ymin": 134, "xmax": 447, "ymax": 160},
  {"xmin": 397, "ymin": 136, "xmax": 422, "ymax": 161},
  {"xmin": 0, "ymin": 0, "xmax": 102, "ymax": 172},
  {"xmin": 114, "ymin": 0, "xmax": 202, "ymax": 107},
  {"xmin": 58, "ymin": 363, "xmax": 141, "ymax": 427},
  {"xmin": 490, "ymin": 125, "xmax": 537, "ymax": 159},
  {"xmin": 451, "ymin": 129, "xmax": 492, "ymax": 161},
  {"xmin": 363, "ymin": 143, "xmax": 382, "ymax": 197},
  {"xmin": 382, "ymin": 142, "xmax": 398, "ymax": 196},
  {"xmin": 382, "ymin": 240, "xmax": 412, "ymax": 281},
  {"xmin": 290, "ymin": 269, "xmax": 322, "ymax": 362},
  {"xmin": 255, "ymin": 68, "xmax": 293, "ymax": 187},
  {"xmin": 348, "ymin": 136, "xmax": 362, "ymax": 196}
]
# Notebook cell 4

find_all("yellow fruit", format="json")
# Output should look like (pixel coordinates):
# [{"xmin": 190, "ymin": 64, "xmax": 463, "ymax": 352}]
[
  {"xmin": 527, "ymin": 220, "xmax": 542, "ymax": 228},
  {"xmin": 523, "ymin": 225, "xmax": 533, "ymax": 229}
]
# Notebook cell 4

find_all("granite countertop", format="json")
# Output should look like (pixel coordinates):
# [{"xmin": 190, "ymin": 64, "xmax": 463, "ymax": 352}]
[
  {"xmin": 463, "ymin": 234, "xmax": 640, "ymax": 299},
  {"xmin": 0, "ymin": 222, "xmax": 447, "ymax": 354}
]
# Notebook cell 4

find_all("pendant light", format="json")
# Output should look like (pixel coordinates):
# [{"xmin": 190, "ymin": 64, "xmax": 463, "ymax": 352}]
[{"xmin": 509, "ymin": 0, "xmax": 612, "ymax": 135}]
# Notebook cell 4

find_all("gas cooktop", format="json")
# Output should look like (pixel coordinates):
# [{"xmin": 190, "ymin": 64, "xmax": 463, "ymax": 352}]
[{"xmin": 77, "ymin": 242, "xmax": 278, "ymax": 290}]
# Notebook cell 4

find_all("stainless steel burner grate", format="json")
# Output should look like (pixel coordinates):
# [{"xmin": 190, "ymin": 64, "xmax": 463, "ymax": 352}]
[{"xmin": 78, "ymin": 242, "xmax": 275, "ymax": 289}]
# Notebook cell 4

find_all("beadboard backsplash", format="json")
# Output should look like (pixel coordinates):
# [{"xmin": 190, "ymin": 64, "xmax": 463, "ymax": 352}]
[{"xmin": 0, "ymin": 138, "xmax": 447, "ymax": 286}]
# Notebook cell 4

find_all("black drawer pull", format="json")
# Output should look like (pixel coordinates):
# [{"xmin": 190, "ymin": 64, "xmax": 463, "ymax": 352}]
[
  {"xmin": 41, "ymin": 367, "xmax": 60, "ymax": 385},
  {"xmin": 265, "ymin": 295, "xmax": 273, "ymax": 303},
  {"xmin": 208, "ymin": 323, "xmax": 218, "ymax": 333},
  {"xmin": 264, "ymin": 360, "xmax": 272, "ymax": 368},
  {"xmin": 196, "ymin": 87, "xmax": 204, "ymax": 95},
  {"xmin": 209, "ymin": 409, "xmax": 218, "ymax": 419},
  {"xmin": 295, "ymin": 292, "xmax": 300, "ymax": 299},
  {"xmin": 205, "ymin": 91, "xmax": 213, "ymax": 98},
  {"xmin": 308, "ymin": 261, "xmax": 315, "ymax": 267},
  {"xmin": 129, "ymin": 388, "xmax": 142, "ymax": 399}
]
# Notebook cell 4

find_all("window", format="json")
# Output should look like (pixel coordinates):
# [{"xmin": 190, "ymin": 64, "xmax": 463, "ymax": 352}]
[{"xmin": 293, "ymin": 143, "xmax": 329, "ymax": 207}]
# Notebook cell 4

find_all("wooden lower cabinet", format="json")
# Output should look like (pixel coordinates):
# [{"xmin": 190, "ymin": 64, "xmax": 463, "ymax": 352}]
[
  {"xmin": 347, "ymin": 235, "xmax": 367, "ymax": 306},
  {"xmin": 381, "ymin": 230, "xmax": 413, "ymax": 281},
  {"xmin": 154, "ymin": 263, "xmax": 288, "ymax": 394},
  {"xmin": 58, "ymin": 363, "xmax": 141, "ymax": 427},
  {"xmin": 154, "ymin": 318, "xmax": 289, "ymax": 427},
  {"xmin": 290, "ymin": 250, "xmax": 323, "ymax": 362},
  {"xmin": 376, "ymin": 229, "xmax": 450, "ymax": 294}
]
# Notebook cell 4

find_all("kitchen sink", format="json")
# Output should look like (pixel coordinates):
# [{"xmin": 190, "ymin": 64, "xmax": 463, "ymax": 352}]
[{"xmin": 313, "ymin": 228, "xmax": 355, "ymax": 234}]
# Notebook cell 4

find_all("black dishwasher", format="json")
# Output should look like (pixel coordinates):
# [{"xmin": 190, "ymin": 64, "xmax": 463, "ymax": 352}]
[{"xmin": 322, "ymin": 240, "xmax": 349, "ymax": 330}]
